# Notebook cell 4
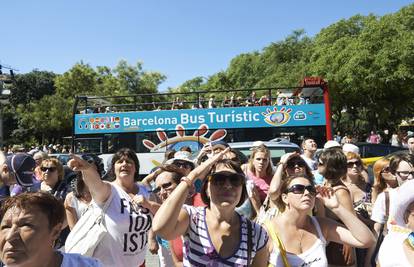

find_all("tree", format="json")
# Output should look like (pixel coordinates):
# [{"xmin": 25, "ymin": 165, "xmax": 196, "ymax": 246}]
[{"xmin": 8, "ymin": 70, "xmax": 57, "ymax": 107}]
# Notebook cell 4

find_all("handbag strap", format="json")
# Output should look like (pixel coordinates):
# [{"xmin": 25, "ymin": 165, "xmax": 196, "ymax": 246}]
[
  {"xmin": 264, "ymin": 220, "xmax": 291, "ymax": 267},
  {"xmin": 370, "ymin": 191, "xmax": 390, "ymax": 265},
  {"xmin": 246, "ymin": 219, "xmax": 253, "ymax": 266},
  {"xmin": 97, "ymin": 185, "xmax": 114, "ymax": 224},
  {"xmin": 384, "ymin": 191, "xmax": 390, "ymax": 233}
]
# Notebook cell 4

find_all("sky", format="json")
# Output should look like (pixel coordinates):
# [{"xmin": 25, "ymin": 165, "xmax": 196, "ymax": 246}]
[{"xmin": 1, "ymin": 0, "xmax": 412, "ymax": 91}]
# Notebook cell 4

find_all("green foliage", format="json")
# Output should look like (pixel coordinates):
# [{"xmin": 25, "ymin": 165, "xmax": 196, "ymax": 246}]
[
  {"xmin": 176, "ymin": 3, "xmax": 414, "ymax": 137},
  {"xmin": 8, "ymin": 60, "xmax": 165, "ymax": 145},
  {"xmin": 9, "ymin": 70, "xmax": 57, "ymax": 107}
]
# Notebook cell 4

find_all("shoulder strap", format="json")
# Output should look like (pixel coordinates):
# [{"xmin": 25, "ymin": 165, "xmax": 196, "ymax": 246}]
[
  {"xmin": 384, "ymin": 191, "xmax": 390, "ymax": 218},
  {"xmin": 246, "ymin": 219, "xmax": 252, "ymax": 267},
  {"xmin": 384, "ymin": 191, "xmax": 390, "ymax": 231},
  {"xmin": 264, "ymin": 220, "xmax": 291, "ymax": 267},
  {"xmin": 102, "ymin": 185, "xmax": 114, "ymax": 212}
]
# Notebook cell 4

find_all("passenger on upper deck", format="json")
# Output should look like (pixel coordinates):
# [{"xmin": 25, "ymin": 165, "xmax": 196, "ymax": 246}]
[
  {"xmin": 258, "ymin": 94, "xmax": 271, "ymax": 106},
  {"xmin": 171, "ymin": 97, "xmax": 184, "ymax": 110},
  {"xmin": 208, "ymin": 95, "xmax": 216, "ymax": 108}
]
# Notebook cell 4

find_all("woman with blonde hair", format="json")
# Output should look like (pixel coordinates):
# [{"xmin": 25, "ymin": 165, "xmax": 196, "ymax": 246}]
[
  {"xmin": 371, "ymin": 158, "xmax": 398, "ymax": 203},
  {"xmin": 242, "ymin": 144, "xmax": 275, "ymax": 215},
  {"xmin": 40, "ymin": 158, "xmax": 67, "ymax": 200}
]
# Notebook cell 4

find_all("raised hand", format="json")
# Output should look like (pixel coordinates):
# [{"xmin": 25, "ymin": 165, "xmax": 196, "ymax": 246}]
[
  {"xmin": 316, "ymin": 185, "xmax": 340, "ymax": 210},
  {"xmin": 188, "ymin": 147, "xmax": 230, "ymax": 181},
  {"xmin": 67, "ymin": 154, "xmax": 94, "ymax": 172},
  {"xmin": 279, "ymin": 151, "xmax": 300, "ymax": 165}
]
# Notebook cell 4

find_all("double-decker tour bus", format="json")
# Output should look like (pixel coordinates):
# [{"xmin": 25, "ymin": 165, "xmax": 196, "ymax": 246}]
[{"xmin": 72, "ymin": 77, "xmax": 332, "ymax": 175}]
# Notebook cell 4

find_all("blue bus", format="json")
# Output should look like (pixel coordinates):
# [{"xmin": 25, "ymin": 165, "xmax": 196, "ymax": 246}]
[{"xmin": 72, "ymin": 77, "xmax": 332, "ymax": 174}]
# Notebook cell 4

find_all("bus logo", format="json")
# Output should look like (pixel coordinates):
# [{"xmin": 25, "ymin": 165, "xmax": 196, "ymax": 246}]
[
  {"xmin": 262, "ymin": 107, "xmax": 292, "ymax": 126},
  {"xmin": 293, "ymin": 111, "xmax": 306, "ymax": 120}
]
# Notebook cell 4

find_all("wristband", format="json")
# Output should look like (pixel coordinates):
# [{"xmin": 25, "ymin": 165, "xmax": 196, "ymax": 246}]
[{"xmin": 180, "ymin": 177, "xmax": 193, "ymax": 187}]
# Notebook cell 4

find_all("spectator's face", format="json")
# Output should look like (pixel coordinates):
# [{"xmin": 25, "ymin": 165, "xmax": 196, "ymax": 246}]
[
  {"xmin": 207, "ymin": 165, "xmax": 243, "ymax": 208},
  {"xmin": 0, "ymin": 207, "xmax": 61, "ymax": 266},
  {"xmin": 283, "ymin": 177, "xmax": 316, "ymax": 211},
  {"xmin": 405, "ymin": 202, "xmax": 414, "ymax": 230},
  {"xmin": 303, "ymin": 139, "xmax": 317, "ymax": 153},
  {"xmin": 114, "ymin": 156, "xmax": 136, "ymax": 182},
  {"xmin": 407, "ymin": 137, "xmax": 414, "ymax": 153},
  {"xmin": 40, "ymin": 162, "xmax": 59, "ymax": 185},
  {"xmin": 395, "ymin": 160, "xmax": 414, "ymax": 184},
  {"xmin": 317, "ymin": 158, "xmax": 326, "ymax": 176},
  {"xmin": 1, "ymin": 167, "xmax": 17, "ymax": 186},
  {"xmin": 33, "ymin": 157, "xmax": 43, "ymax": 167},
  {"xmin": 155, "ymin": 172, "xmax": 178, "ymax": 202},
  {"xmin": 286, "ymin": 158, "xmax": 306, "ymax": 176},
  {"xmin": 347, "ymin": 159, "xmax": 362, "ymax": 176},
  {"xmin": 253, "ymin": 152, "xmax": 269, "ymax": 173}
]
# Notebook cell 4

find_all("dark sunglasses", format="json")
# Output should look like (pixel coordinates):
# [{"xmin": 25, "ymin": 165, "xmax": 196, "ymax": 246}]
[
  {"xmin": 41, "ymin": 166, "xmax": 57, "ymax": 172},
  {"xmin": 380, "ymin": 167, "xmax": 390, "ymax": 173},
  {"xmin": 287, "ymin": 160, "xmax": 306, "ymax": 169},
  {"xmin": 208, "ymin": 172, "xmax": 245, "ymax": 187},
  {"xmin": 286, "ymin": 184, "xmax": 317, "ymax": 196},
  {"xmin": 396, "ymin": 171, "xmax": 414, "ymax": 177},
  {"xmin": 347, "ymin": 161, "xmax": 362, "ymax": 168},
  {"xmin": 152, "ymin": 182, "xmax": 173, "ymax": 194},
  {"xmin": 174, "ymin": 160, "xmax": 193, "ymax": 169}
]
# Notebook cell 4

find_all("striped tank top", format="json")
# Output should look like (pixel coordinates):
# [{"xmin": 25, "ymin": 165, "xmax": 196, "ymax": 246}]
[{"xmin": 182, "ymin": 205, "xmax": 268, "ymax": 267}]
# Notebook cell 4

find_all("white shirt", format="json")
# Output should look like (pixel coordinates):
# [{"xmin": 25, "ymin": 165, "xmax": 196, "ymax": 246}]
[
  {"xmin": 92, "ymin": 184, "xmax": 152, "ymax": 267},
  {"xmin": 371, "ymin": 189, "xmax": 397, "ymax": 228},
  {"xmin": 61, "ymin": 252, "xmax": 102, "ymax": 267},
  {"xmin": 5, "ymin": 252, "xmax": 102, "ymax": 267},
  {"xmin": 301, "ymin": 154, "xmax": 317, "ymax": 171},
  {"xmin": 378, "ymin": 231, "xmax": 412, "ymax": 267},
  {"xmin": 268, "ymin": 216, "xmax": 328, "ymax": 267}
]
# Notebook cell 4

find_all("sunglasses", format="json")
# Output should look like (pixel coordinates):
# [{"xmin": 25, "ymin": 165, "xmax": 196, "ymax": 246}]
[
  {"xmin": 152, "ymin": 182, "xmax": 173, "ymax": 194},
  {"xmin": 40, "ymin": 166, "xmax": 57, "ymax": 172},
  {"xmin": 208, "ymin": 172, "xmax": 245, "ymax": 187},
  {"xmin": 396, "ymin": 171, "xmax": 414, "ymax": 177},
  {"xmin": 380, "ymin": 166, "xmax": 390, "ymax": 173},
  {"xmin": 287, "ymin": 160, "xmax": 306, "ymax": 169},
  {"xmin": 347, "ymin": 161, "xmax": 362, "ymax": 168},
  {"xmin": 174, "ymin": 160, "xmax": 193, "ymax": 169},
  {"xmin": 286, "ymin": 184, "xmax": 317, "ymax": 196}
]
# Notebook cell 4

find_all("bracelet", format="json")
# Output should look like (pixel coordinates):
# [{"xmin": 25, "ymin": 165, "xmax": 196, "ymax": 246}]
[{"xmin": 180, "ymin": 177, "xmax": 193, "ymax": 188}]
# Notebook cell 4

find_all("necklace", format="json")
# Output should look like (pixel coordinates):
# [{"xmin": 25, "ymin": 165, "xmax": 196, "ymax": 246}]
[{"xmin": 298, "ymin": 229, "xmax": 305, "ymax": 254}]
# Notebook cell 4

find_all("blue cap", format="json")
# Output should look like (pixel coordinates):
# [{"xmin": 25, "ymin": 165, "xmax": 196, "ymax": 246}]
[{"xmin": 6, "ymin": 154, "xmax": 35, "ymax": 187}]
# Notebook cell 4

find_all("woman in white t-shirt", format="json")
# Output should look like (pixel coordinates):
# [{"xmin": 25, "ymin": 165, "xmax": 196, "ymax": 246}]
[
  {"xmin": 378, "ymin": 180, "xmax": 414, "ymax": 267},
  {"xmin": 68, "ymin": 148, "xmax": 158, "ymax": 267}
]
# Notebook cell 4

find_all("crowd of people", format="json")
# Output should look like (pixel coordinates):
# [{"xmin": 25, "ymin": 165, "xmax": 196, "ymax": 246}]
[
  {"xmin": 79, "ymin": 90, "xmax": 317, "ymax": 113},
  {"xmin": 0, "ymin": 137, "xmax": 413, "ymax": 267}
]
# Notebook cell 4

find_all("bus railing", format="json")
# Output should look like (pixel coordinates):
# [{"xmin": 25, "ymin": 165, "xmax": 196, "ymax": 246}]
[{"xmin": 75, "ymin": 85, "xmax": 324, "ymax": 114}]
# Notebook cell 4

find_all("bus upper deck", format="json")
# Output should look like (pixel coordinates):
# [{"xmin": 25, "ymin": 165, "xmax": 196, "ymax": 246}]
[{"xmin": 72, "ymin": 77, "xmax": 332, "ymax": 174}]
